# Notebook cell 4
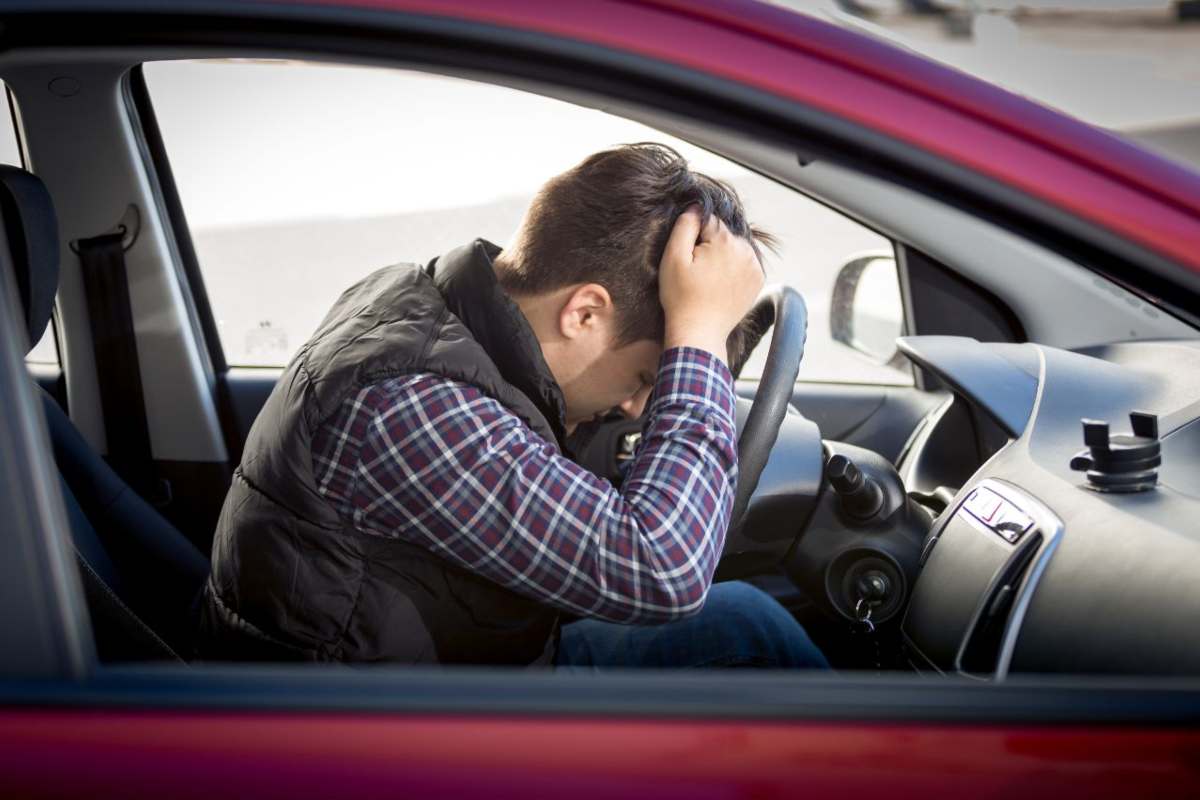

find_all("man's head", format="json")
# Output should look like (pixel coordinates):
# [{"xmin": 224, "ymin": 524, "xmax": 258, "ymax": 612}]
[{"xmin": 495, "ymin": 143, "xmax": 773, "ymax": 431}]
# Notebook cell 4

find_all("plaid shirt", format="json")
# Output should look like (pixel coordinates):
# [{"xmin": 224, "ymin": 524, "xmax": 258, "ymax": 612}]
[{"xmin": 311, "ymin": 347, "xmax": 737, "ymax": 623}]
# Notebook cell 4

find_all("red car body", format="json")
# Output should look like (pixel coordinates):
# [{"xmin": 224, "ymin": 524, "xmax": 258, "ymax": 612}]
[
  {"xmin": 2, "ymin": 1, "xmax": 1200, "ymax": 796},
  {"xmin": 4, "ymin": 710, "xmax": 1200, "ymax": 799}
]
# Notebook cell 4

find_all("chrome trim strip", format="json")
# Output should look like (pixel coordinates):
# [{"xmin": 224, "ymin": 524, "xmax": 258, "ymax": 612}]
[{"xmin": 990, "ymin": 478, "xmax": 1064, "ymax": 680}]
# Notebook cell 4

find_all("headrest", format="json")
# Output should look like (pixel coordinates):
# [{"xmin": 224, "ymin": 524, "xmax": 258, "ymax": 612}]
[{"xmin": 0, "ymin": 165, "xmax": 59, "ymax": 352}]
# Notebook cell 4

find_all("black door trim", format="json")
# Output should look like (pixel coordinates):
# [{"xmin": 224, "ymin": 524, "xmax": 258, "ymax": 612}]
[{"xmin": 3, "ymin": 666, "xmax": 1199, "ymax": 725}]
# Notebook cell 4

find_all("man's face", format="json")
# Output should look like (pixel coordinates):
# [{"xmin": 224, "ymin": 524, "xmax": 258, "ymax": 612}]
[
  {"xmin": 556, "ymin": 334, "xmax": 662, "ymax": 434},
  {"xmin": 507, "ymin": 279, "xmax": 663, "ymax": 434}
]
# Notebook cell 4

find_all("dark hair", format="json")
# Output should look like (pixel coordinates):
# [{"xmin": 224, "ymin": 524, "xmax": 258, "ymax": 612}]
[{"xmin": 496, "ymin": 143, "xmax": 775, "ymax": 360}]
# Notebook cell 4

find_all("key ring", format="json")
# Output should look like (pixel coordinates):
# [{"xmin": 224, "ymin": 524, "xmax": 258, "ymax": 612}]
[{"xmin": 854, "ymin": 597, "xmax": 876, "ymax": 635}]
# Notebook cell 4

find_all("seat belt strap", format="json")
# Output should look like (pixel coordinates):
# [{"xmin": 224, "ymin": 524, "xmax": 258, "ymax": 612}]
[{"xmin": 76, "ymin": 232, "xmax": 167, "ymax": 506}]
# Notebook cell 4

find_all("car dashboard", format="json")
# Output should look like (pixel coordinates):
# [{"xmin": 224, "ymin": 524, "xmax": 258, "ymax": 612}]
[{"xmin": 896, "ymin": 336, "xmax": 1200, "ymax": 677}]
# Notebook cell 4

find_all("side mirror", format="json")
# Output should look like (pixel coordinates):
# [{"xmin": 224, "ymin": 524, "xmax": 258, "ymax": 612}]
[{"xmin": 830, "ymin": 252, "xmax": 906, "ymax": 368}]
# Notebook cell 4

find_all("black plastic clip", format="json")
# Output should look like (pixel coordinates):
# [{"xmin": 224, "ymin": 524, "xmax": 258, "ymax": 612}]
[
  {"xmin": 69, "ymin": 203, "xmax": 140, "ymax": 254},
  {"xmin": 1069, "ymin": 411, "xmax": 1161, "ymax": 493}
]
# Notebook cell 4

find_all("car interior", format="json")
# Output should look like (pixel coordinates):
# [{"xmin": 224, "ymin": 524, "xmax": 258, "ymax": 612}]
[{"xmin": 4, "ymin": 11, "xmax": 1200, "ymax": 681}]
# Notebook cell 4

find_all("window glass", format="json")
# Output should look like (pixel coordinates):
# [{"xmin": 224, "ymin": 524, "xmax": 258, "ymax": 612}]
[
  {"xmin": 0, "ymin": 85, "xmax": 59, "ymax": 365},
  {"xmin": 0, "ymin": 91, "xmax": 20, "ymax": 165},
  {"xmin": 144, "ymin": 60, "xmax": 910, "ymax": 385}
]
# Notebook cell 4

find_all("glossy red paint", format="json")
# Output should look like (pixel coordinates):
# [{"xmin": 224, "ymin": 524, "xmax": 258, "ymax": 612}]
[
  {"xmin": 2, "ymin": 709, "xmax": 1199, "ymax": 798},
  {"xmin": 271, "ymin": 0, "xmax": 1200, "ymax": 275}
]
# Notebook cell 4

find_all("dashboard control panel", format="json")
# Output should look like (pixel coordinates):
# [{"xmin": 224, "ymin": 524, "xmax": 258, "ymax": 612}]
[
  {"xmin": 961, "ymin": 486, "xmax": 1034, "ymax": 544},
  {"xmin": 895, "ymin": 337, "xmax": 1200, "ymax": 675},
  {"xmin": 903, "ymin": 479, "xmax": 1061, "ymax": 677}
]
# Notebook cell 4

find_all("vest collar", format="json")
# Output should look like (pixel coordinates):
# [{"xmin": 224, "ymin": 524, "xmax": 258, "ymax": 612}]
[{"xmin": 431, "ymin": 239, "xmax": 567, "ymax": 445}]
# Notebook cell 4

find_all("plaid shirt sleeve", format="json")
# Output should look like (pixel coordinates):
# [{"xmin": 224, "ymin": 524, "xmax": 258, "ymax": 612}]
[{"xmin": 312, "ymin": 346, "xmax": 738, "ymax": 624}]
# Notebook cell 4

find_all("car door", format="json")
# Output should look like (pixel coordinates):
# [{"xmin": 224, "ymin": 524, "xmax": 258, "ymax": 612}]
[
  {"xmin": 3, "ymin": 1, "xmax": 1200, "ymax": 795},
  {"xmin": 3, "ymin": 284, "xmax": 1200, "ymax": 797}
]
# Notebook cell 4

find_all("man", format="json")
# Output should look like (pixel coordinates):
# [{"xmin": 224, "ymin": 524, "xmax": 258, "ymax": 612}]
[{"xmin": 199, "ymin": 143, "xmax": 827, "ymax": 669}]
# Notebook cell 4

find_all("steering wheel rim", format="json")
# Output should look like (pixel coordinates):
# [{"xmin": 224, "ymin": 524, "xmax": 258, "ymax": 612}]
[{"xmin": 729, "ymin": 286, "xmax": 808, "ymax": 529}]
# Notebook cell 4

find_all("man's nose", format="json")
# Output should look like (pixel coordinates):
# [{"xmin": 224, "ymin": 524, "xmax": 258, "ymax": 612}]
[{"xmin": 619, "ymin": 388, "xmax": 651, "ymax": 419}]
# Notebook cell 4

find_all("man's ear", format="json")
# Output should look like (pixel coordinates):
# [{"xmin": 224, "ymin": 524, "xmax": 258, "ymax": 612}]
[{"xmin": 558, "ymin": 283, "xmax": 614, "ymax": 340}]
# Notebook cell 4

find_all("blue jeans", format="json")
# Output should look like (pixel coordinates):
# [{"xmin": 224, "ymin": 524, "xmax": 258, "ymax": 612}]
[{"xmin": 555, "ymin": 581, "xmax": 829, "ymax": 669}]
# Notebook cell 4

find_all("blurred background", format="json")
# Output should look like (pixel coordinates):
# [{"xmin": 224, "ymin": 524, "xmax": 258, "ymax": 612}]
[{"xmin": 779, "ymin": 0, "xmax": 1200, "ymax": 165}]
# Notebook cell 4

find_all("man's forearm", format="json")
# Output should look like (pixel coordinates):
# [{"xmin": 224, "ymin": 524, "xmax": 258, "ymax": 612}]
[
  {"xmin": 336, "ymin": 350, "xmax": 738, "ymax": 624},
  {"xmin": 602, "ymin": 345, "xmax": 739, "ymax": 617}
]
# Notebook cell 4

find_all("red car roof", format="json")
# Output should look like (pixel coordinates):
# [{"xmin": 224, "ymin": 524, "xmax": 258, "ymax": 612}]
[{"xmin": 281, "ymin": 0, "xmax": 1200, "ymax": 276}]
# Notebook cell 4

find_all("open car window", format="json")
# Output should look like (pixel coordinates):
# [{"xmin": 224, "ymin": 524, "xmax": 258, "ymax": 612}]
[{"xmin": 142, "ymin": 59, "xmax": 912, "ymax": 386}]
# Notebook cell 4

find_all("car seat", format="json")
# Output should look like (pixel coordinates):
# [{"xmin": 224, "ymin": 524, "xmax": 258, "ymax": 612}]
[{"xmin": 1, "ymin": 164, "xmax": 210, "ymax": 662}]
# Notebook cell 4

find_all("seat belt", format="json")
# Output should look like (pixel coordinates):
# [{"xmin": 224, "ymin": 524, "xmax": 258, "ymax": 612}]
[{"xmin": 76, "ymin": 231, "xmax": 169, "ymax": 507}]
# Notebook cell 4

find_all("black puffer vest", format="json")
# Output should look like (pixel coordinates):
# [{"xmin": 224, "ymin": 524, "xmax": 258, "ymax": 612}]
[{"xmin": 199, "ymin": 240, "xmax": 564, "ymax": 664}]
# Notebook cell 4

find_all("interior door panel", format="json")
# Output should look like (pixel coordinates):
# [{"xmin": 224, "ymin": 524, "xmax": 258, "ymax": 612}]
[{"xmin": 224, "ymin": 368, "xmax": 282, "ymax": 446}]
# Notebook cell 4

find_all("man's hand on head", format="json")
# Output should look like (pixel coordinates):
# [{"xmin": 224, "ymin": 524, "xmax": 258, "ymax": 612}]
[{"xmin": 658, "ymin": 207, "xmax": 765, "ymax": 363}]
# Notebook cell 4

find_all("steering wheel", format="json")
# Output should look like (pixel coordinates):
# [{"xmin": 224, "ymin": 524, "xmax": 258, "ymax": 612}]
[{"xmin": 729, "ymin": 286, "xmax": 808, "ymax": 530}]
